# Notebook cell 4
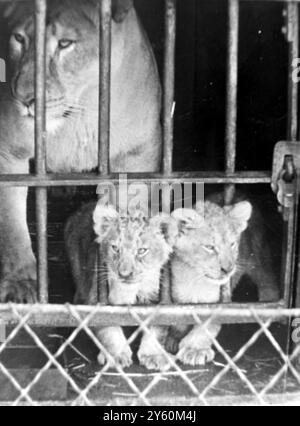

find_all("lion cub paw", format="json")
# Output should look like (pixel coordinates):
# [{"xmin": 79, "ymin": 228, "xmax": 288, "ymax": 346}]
[
  {"xmin": 165, "ymin": 335, "xmax": 180, "ymax": 355},
  {"xmin": 138, "ymin": 351, "xmax": 173, "ymax": 371},
  {"xmin": 0, "ymin": 277, "xmax": 37, "ymax": 304},
  {"xmin": 97, "ymin": 347, "xmax": 133, "ymax": 369},
  {"xmin": 177, "ymin": 347, "xmax": 215, "ymax": 366}
]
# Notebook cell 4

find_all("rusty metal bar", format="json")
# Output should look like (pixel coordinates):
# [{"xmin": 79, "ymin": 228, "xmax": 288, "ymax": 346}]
[
  {"xmin": 225, "ymin": 0, "xmax": 239, "ymax": 205},
  {"xmin": 0, "ymin": 302, "xmax": 292, "ymax": 328},
  {"xmin": 163, "ymin": 0, "xmax": 176, "ymax": 176},
  {"xmin": 34, "ymin": 0, "xmax": 48, "ymax": 304},
  {"xmin": 98, "ymin": 0, "xmax": 111, "ymax": 176},
  {"xmin": 0, "ymin": 171, "xmax": 271, "ymax": 187},
  {"xmin": 287, "ymin": 2, "xmax": 299, "ymax": 141}
]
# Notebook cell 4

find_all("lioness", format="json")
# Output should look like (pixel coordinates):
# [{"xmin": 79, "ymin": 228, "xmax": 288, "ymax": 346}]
[
  {"xmin": 65, "ymin": 202, "xmax": 178, "ymax": 370},
  {"xmin": 0, "ymin": 0, "xmax": 161, "ymax": 302}
]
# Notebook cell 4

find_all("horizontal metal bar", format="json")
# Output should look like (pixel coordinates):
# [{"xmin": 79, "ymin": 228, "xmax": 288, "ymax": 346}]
[
  {"xmin": 0, "ymin": 171, "xmax": 271, "ymax": 187},
  {"xmin": 2, "ymin": 392, "xmax": 300, "ymax": 407},
  {"xmin": 0, "ymin": 302, "xmax": 293, "ymax": 327}
]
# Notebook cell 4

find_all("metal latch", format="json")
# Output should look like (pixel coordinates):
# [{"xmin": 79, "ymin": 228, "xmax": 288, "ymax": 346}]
[{"xmin": 271, "ymin": 141, "xmax": 300, "ymax": 208}]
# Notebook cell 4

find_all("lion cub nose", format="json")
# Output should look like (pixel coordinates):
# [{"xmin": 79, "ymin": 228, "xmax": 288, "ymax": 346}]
[{"xmin": 118, "ymin": 265, "xmax": 134, "ymax": 280}]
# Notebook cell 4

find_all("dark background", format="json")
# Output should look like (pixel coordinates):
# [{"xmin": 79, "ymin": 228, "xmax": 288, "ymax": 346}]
[
  {"xmin": 0, "ymin": 0, "xmax": 290, "ymax": 173},
  {"xmin": 136, "ymin": 0, "xmax": 289, "ymax": 172}
]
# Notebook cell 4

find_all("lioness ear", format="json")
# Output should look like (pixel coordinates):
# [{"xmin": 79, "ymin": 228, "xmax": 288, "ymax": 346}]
[
  {"xmin": 227, "ymin": 201, "xmax": 252, "ymax": 233},
  {"xmin": 93, "ymin": 204, "xmax": 119, "ymax": 242},
  {"xmin": 171, "ymin": 208, "xmax": 204, "ymax": 234},
  {"xmin": 150, "ymin": 214, "xmax": 178, "ymax": 247},
  {"xmin": 112, "ymin": 0, "xmax": 133, "ymax": 23}
]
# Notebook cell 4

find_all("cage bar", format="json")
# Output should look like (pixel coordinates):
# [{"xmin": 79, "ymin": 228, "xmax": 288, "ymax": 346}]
[
  {"xmin": 287, "ymin": 2, "xmax": 299, "ymax": 141},
  {"xmin": 225, "ymin": 0, "xmax": 239, "ymax": 205},
  {"xmin": 161, "ymin": 0, "xmax": 177, "ymax": 303},
  {"xmin": 98, "ymin": 0, "xmax": 111, "ymax": 176},
  {"xmin": 0, "ymin": 171, "xmax": 271, "ymax": 187},
  {"xmin": 163, "ymin": 0, "xmax": 176, "ymax": 176},
  {"xmin": 97, "ymin": 0, "xmax": 112, "ymax": 304},
  {"xmin": 0, "ymin": 303, "xmax": 293, "ymax": 328},
  {"xmin": 34, "ymin": 0, "xmax": 48, "ymax": 304}
]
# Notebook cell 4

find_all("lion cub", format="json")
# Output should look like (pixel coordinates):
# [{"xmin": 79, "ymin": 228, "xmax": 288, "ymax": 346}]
[
  {"xmin": 168, "ymin": 200, "xmax": 253, "ymax": 366},
  {"xmin": 65, "ymin": 202, "xmax": 178, "ymax": 370}
]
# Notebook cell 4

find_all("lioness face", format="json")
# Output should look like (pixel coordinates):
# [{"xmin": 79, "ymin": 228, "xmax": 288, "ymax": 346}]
[{"xmin": 6, "ymin": 0, "xmax": 125, "ymax": 133}]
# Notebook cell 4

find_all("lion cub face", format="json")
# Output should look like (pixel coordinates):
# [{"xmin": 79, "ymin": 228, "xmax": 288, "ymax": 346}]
[
  {"xmin": 93, "ymin": 204, "xmax": 178, "ymax": 304},
  {"xmin": 172, "ymin": 201, "xmax": 252, "ymax": 286}
]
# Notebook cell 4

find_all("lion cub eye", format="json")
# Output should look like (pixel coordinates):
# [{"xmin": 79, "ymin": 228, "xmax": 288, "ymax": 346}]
[
  {"xmin": 137, "ymin": 248, "xmax": 149, "ymax": 258},
  {"xmin": 58, "ymin": 39, "xmax": 76, "ymax": 50},
  {"xmin": 111, "ymin": 245, "xmax": 120, "ymax": 254}
]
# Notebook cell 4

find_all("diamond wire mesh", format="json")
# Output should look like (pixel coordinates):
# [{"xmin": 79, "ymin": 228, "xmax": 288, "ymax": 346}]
[{"xmin": 0, "ymin": 304, "xmax": 300, "ymax": 406}]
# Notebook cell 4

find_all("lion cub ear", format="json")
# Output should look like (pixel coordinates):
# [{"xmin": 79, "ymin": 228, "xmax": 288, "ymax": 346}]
[
  {"xmin": 112, "ymin": 0, "xmax": 133, "ymax": 23},
  {"xmin": 227, "ymin": 201, "xmax": 252, "ymax": 233},
  {"xmin": 93, "ymin": 203, "xmax": 119, "ymax": 243},
  {"xmin": 150, "ymin": 214, "xmax": 179, "ymax": 247},
  {"xmin": 172, "ymin": 208, "xmax": 204, "ymax": 235}
]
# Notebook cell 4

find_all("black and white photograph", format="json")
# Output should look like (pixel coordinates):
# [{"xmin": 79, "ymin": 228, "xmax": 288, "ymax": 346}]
[{"xmin": 0, "ymin": 0, "xmax": 299, "ymax": 408}]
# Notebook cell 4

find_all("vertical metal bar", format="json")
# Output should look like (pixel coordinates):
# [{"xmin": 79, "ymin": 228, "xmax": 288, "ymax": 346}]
[
  {"xmin": 285, "ymin": 5, "xmax": 299, "ymax": 388},
  {"xmin": 163, "ymin": 0, "xmax": 176, "ymax": 176},
  {"xmin": 161, "ymin": 0, "xmax": 176, "ymax": 304},
  {"xmin": 98, "ymin": 0, "xmax": 112, "ymax": 304},
  {"xmin": 287, "ymin": 2, "xmax": 299, "ymax": 141},
  {"xmin": 35, "ymin": 0, "xmax": 48, "ymax": 304},
  {"xmin": 98, "ymin": 0, "xmax": 112, "ymax": 176},
  {"xmin": 283, "ymin": 200, "xmax": 296, "ymax": 305},
  {"xmin": 225, "ymin": 0, "xmax": 239, "ymax": 205}
]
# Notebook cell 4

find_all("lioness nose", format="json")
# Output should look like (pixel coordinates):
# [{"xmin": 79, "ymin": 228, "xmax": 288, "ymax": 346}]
[
  {"xmin": 221, "ymin": 263, "xmax": 234, "ymax": 275},
  {"xmin": 13, "ymin": 84, "xmax": 35, "ymax": 107},
  {"xmin": 27, "ymin": 98, "xmax": 35, "ymax": 108}
]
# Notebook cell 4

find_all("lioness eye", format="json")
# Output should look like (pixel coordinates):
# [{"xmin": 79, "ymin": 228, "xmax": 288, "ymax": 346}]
[
  {"xmin": 58, "ymin": 39, "xmax": 76, "ymax": 50},
  {"xmin": 13, "ymin": 33, "xmax": 25, "ymax": 45},
  {"xmin": 138, "ymin": 248, "xmax": 149, "ymax": 258}
]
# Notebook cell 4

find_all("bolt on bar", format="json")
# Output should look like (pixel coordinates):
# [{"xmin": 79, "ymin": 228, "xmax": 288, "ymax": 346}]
[
  {"xmin": 225, "ymin": 0, "xmax": 239, "ymax": 205},
  {"xmin": 161, "ymin": 0, "xmax": 177, "ymax": 304},
  {"xmin": 98, "ymin": 0, "xmax": 112, "ymax": 304},
  {"xmin": 35, "ymin": 0, "xmax": 48, "ymax": 304}
]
